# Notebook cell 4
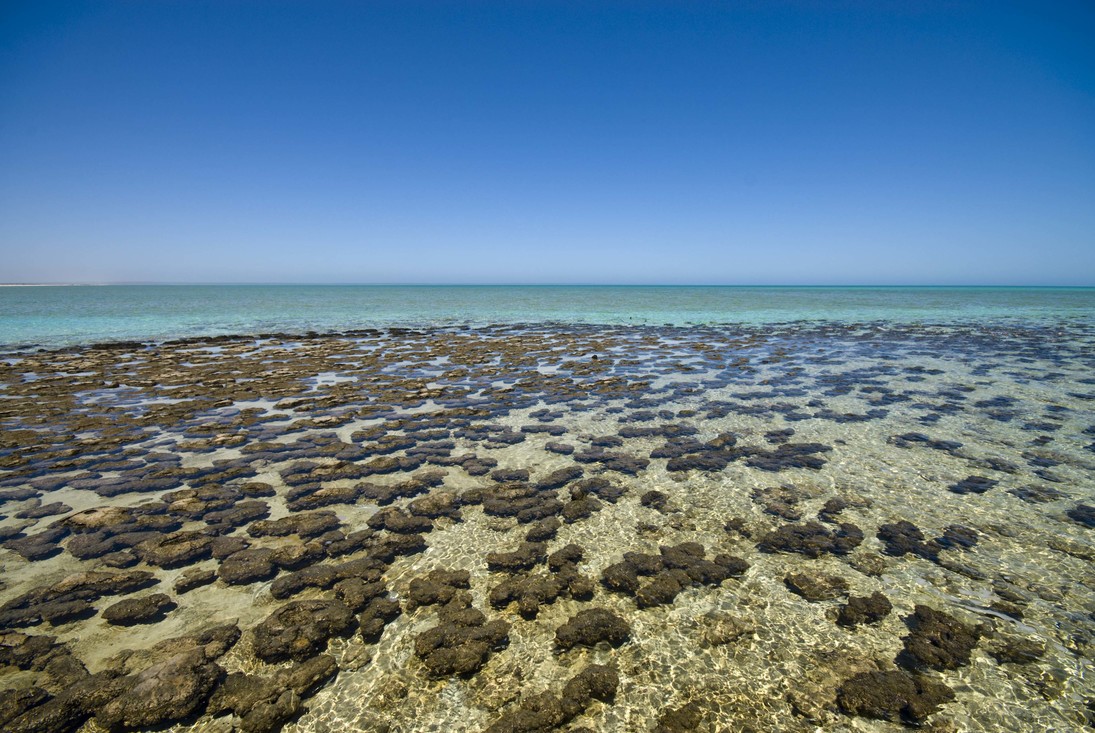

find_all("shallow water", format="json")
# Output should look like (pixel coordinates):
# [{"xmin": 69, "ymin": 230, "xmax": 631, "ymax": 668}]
[
  {"xmin": 0, "ymin": 321, "xmax": 1093, "ymax": 732},
  {"xmin": 2, "ymin": 284, "xmax": 1095, "ymax": 348}
]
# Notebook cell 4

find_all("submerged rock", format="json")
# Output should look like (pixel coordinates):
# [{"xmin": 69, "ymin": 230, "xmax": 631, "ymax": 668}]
[
  {"xmin": 756, "ymin": 521, "xmax": 863, "ymax": 557},
  {"xmin": 486, "ymin": 542, "xmax": 547, "ymax": 572},
  {"xmin": 784, "ymin": 572, "xmax": 848, "ymax": 602},
  {"xmin": 837, "ymin": 670, "xmax": 954, "ymax": 724},
  {"xmin": 135, "ymin": 531, "xmax": 213, "ymax": 568},
  {"xmin": 207, "ymin": 654, "xmax": 337, "ymax": 733},
  {"xmin": 655, "ymin": 700, "xmax": 705, "ymax": 732},
  {"xmin": 837, "ymin": 592, "xmax": 893, "ymax": 627},
  {"xmin": 876, "ymin": 520, "xmax": 939, "ymax": 562},
  {"xmin": 102, "ymin": 593, "xmax": 176, "ymax": 626},
  {"xmin": 252, "ymin": 600, "xmax": 356, "ymax": 663},
  {"xmin": 898, "ymin": 605, "xmax": 981, "ymax": 671},
  {"xmin": 1067, "ymin": 503, "xmax": 1095, "ymax": 529},
  {"xmin": 95, "ymin": 650, "xmax": 223, "ymax": 730},
  {"xmin": 949, "ymin": 475, "xmax": 998, "ymax": 495},
  {"xmin": 555, "ymin": 608, "xmax": 630, "ymax": 650},
  {"xmin": 405, "ymin": 569, "xmax": 470, "ymax": 611},
  {"xmin": 218, "ymin": 548, "xmax": 278, "ymax": 585},
  {"xmin": 484, "ymin": 665, "xmax": 618, "ymax": 733},
  {"xmin": 413, "ymin": 600, "xmax": 509, "ymax": 678}
]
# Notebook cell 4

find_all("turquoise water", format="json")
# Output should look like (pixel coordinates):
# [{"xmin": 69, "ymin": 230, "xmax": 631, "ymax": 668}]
[{"xmin": 1, "ymin": 285, "xmax": 1094, "ymax": 348}]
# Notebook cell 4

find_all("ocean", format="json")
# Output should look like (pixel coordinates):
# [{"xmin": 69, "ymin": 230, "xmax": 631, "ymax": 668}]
[
  {"xmin": 0, "ymin": 286, "xmax": 1093, "ymax": 731},
  {"xmin": 1, "ymin": 284, "xmax": 1094, "ymax": 348}
]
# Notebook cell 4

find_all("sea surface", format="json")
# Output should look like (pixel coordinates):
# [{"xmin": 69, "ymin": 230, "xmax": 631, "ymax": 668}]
[
  {"xmin": 1, "ymin": 285, "xmax": 1094, "ymax": 348},
  {"xmin": 0, "ymin": 287, "xmax": 1093, "ymax": 732}
]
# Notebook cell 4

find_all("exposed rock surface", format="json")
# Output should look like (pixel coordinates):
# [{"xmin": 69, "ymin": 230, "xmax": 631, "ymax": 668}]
[{"xmin": 252, "ymin": 600, "xmax": 356, "ymax": 663}]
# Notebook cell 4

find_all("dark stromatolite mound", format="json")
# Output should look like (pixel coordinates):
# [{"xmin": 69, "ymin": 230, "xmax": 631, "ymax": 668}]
[
  {"xmin": 0, "ymin": 569, "xmax": 158, "ymax": 629},
  {"xmin": 524, "ymin": 517, "xmax": 561, "ymax": 542},
  {"xmin": 640, "ymin": 490, "xmax": 668, "ymax": 511},
  {"xmin": 600, "ymin": 543, "xmax": 753, "ymax": 604},
  {"xmin": 248, "ymin": 511, "xmax": 342, "ymax": 539},
  {"xmin": 1067, "ymin": 503, "xmax": 1095, "ymax": 528},
  {"xmin": 1009, "ymin": 484, "xmax": 1064, "ymax": 503},
  {"xmin": 3, "ymin": 526, "xmax": 69, "ymax": 560},
  {"xmin": 784, "ymin": 573, "xmax": 848, "ymax": 602},
  {"xmin": 285, "ymin": 483, "xmax": 364, "ymax": 512},
  {"xmin": 837, "ymin": 592, "xmax": 893, "ymax": 627},
  {"xmin": 271, "ymin": 556, "xmax": 386, "ymax": 600},
  {"xmin": 357, "ymin": 594, "xmax": 402, "ymax": 642},
  {"xmin": 104, "ymin": 622, "xmax": 240, "ymax": 675},
  {"xmin": 877, "ymin": 520, "xmax": 979, "ymax": 567},
  {"xmin": 877, "ymin": 520, "xmax": 939, "ymax": 561},
  {"xmin": 572, "ymin": 449, "xmax": 650, "ymax": 475},
  {"xmin": 490, "ymin": 574, "xmax": 566, "ymax": 619},
  {"xmin": 484, "ymin": 665, "xmax": 618, "ymax": 733},
  {"xmin": 817, "ymin": 496, "xmax": 850, "ymax": 523},
  {"xmin": 102, "ymin": 593, "xmax": 176, "ymax": 626},
  {"xmin": 480, "ymin": 483, "xmax": 563, "ymax": 524},
  {"xmin": 0, "ymin": 688, "xmax": 50, "ymax": 728},
  {"xmin": 745, "ymin": 442, "xmax": 832, "ymax": 471},
  {"xmin": 135, "ymin": 531, "xmax": 214, "ymax": 568},
  {"xmin": 489, "ymin": 544, "xmax": 593, "ymax": 618},
  {"xmin": 367, "ymin": 507, "xmax": 434, "ymax": 534},
  {"xmin": 6, "ymin": 671, "xmax": 123, "ymax": 733},
  {"xmin": 987, "ymin": 634, "xmax": 1046, "ymax": 665},
  {"xmin": 573, "ymin": 476, "xmax": 628, "ymax": 503},
  {"xmin": 888, "ymin": 432, "xmax": 963, "ymax": 453},
  {"xmin": 898, "ymin": 605, "xmax": 981, "ymax": 671},
  {"xmin": 655, "ymin": 700, "xmax": 705, "ymax": 732},
  {"xmin": 837, "ymin": 670, "xmax": 954, "ymax": 724},
  {"xmin": 15, "ymin": 501, "xmax": 71, "ymax": 520},
  {"xmin": 949, "ymin": 475, "xmax": 998, "ymax": 495},
  {"xmin": 218, "ymin": 548, "xmax": 279, "ymax": 585},
  {"xmin": 207, "ymin": 654, "xmax": 338, "ymax": 733},
  {"xmin": 753, "ymin": 484, "xmax": 811, "ymax": 520},
  {"xmin": 0, "ymin": 631, "xmax": 88, "ymax": 684},
  {"xmin": 555, "ymin": 608, "xmax": 630, "ymax": 650},
  {"xmin": 413, "ymin": 600, "xmax": 510, "ymax": 678},
  {"xmin": 935, "ymin": 524, "xmax": 979, "ymax": 550},
  {"xmin": 486, "ymin": 542, "xmax": 547, "ymax": 572},
  {"xmin": 405, "ymin": 569, "xmax": 471, "ymax": 611},
  {"xmin": 601, "ymin": 544, "xmax": 747, "ymax": 605},
  {"xmin": 756, "ymin": 521, "xmax": 863, "ymax": 557},
  {"xmin": 534, "ymin": 465, "xmax": 583, "ymax": 490},
  {"xmin": 491, "ymin": 468, "xmax": 531, "ymax": 483},
  {"xmin": 251, "ymin": 600, "xmax": 356, "ymax": 663},
  {"xmin": 94, "ymin": 649, "xmax": 223, "ymax": 730},
  {"xmin": 562, "ymin": 493, "xmax": 602, "ymax": 523},
  {"xmin": 407, "ymin": 491, "xmax": 463, "ymax": 519}
]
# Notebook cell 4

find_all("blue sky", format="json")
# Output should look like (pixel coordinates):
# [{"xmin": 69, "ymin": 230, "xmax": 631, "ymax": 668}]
[{"xmin": 1, "ymin": 1, "xmax": 1093, "ymax": 285}]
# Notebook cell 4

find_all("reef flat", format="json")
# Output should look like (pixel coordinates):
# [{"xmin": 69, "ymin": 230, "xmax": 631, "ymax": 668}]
[{"xmin": 0, "ymin": 321, "xmax": 1093, "ymax": 731}]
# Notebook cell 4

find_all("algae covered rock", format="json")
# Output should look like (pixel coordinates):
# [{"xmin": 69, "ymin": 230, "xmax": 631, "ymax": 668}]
[
  {"xmin": 837, "ymin": 592, "xmax": 892, "ymax": 627},
  {"xmin": 555, "ymin": 608, "xmax": 630, "ymax": 650},
  {"xmin": 95, "ymin": 650, "xmax": 223, "ymax": 730},
  {"xmin": 898, "ymin": 604, "xmax": 981, "ymax": 671},
  {"xmin": 252, "ymin": 600, "xmax": 356, "ymax": 663},
  {"xmin": 102, "ymin": 593, "xmax": 176, "ymax": 626},
  {"xmin": 837, "ymin": 669, "xmax": 954, "ymax": 724},
  {"xmin": 784, "ymin": 572, "xmax": 848, "ymax": 602}
]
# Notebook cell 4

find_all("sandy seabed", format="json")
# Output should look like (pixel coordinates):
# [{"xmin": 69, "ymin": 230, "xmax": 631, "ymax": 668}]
[{"xmin": 0, "ymin": 321, "xmax": 1093, "ymax": 732}]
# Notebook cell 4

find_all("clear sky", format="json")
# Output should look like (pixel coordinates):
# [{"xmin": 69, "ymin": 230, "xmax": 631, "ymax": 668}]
[{"xmin": 1, "ymin": 1, "xmax": 1093, "ymax": 285}]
